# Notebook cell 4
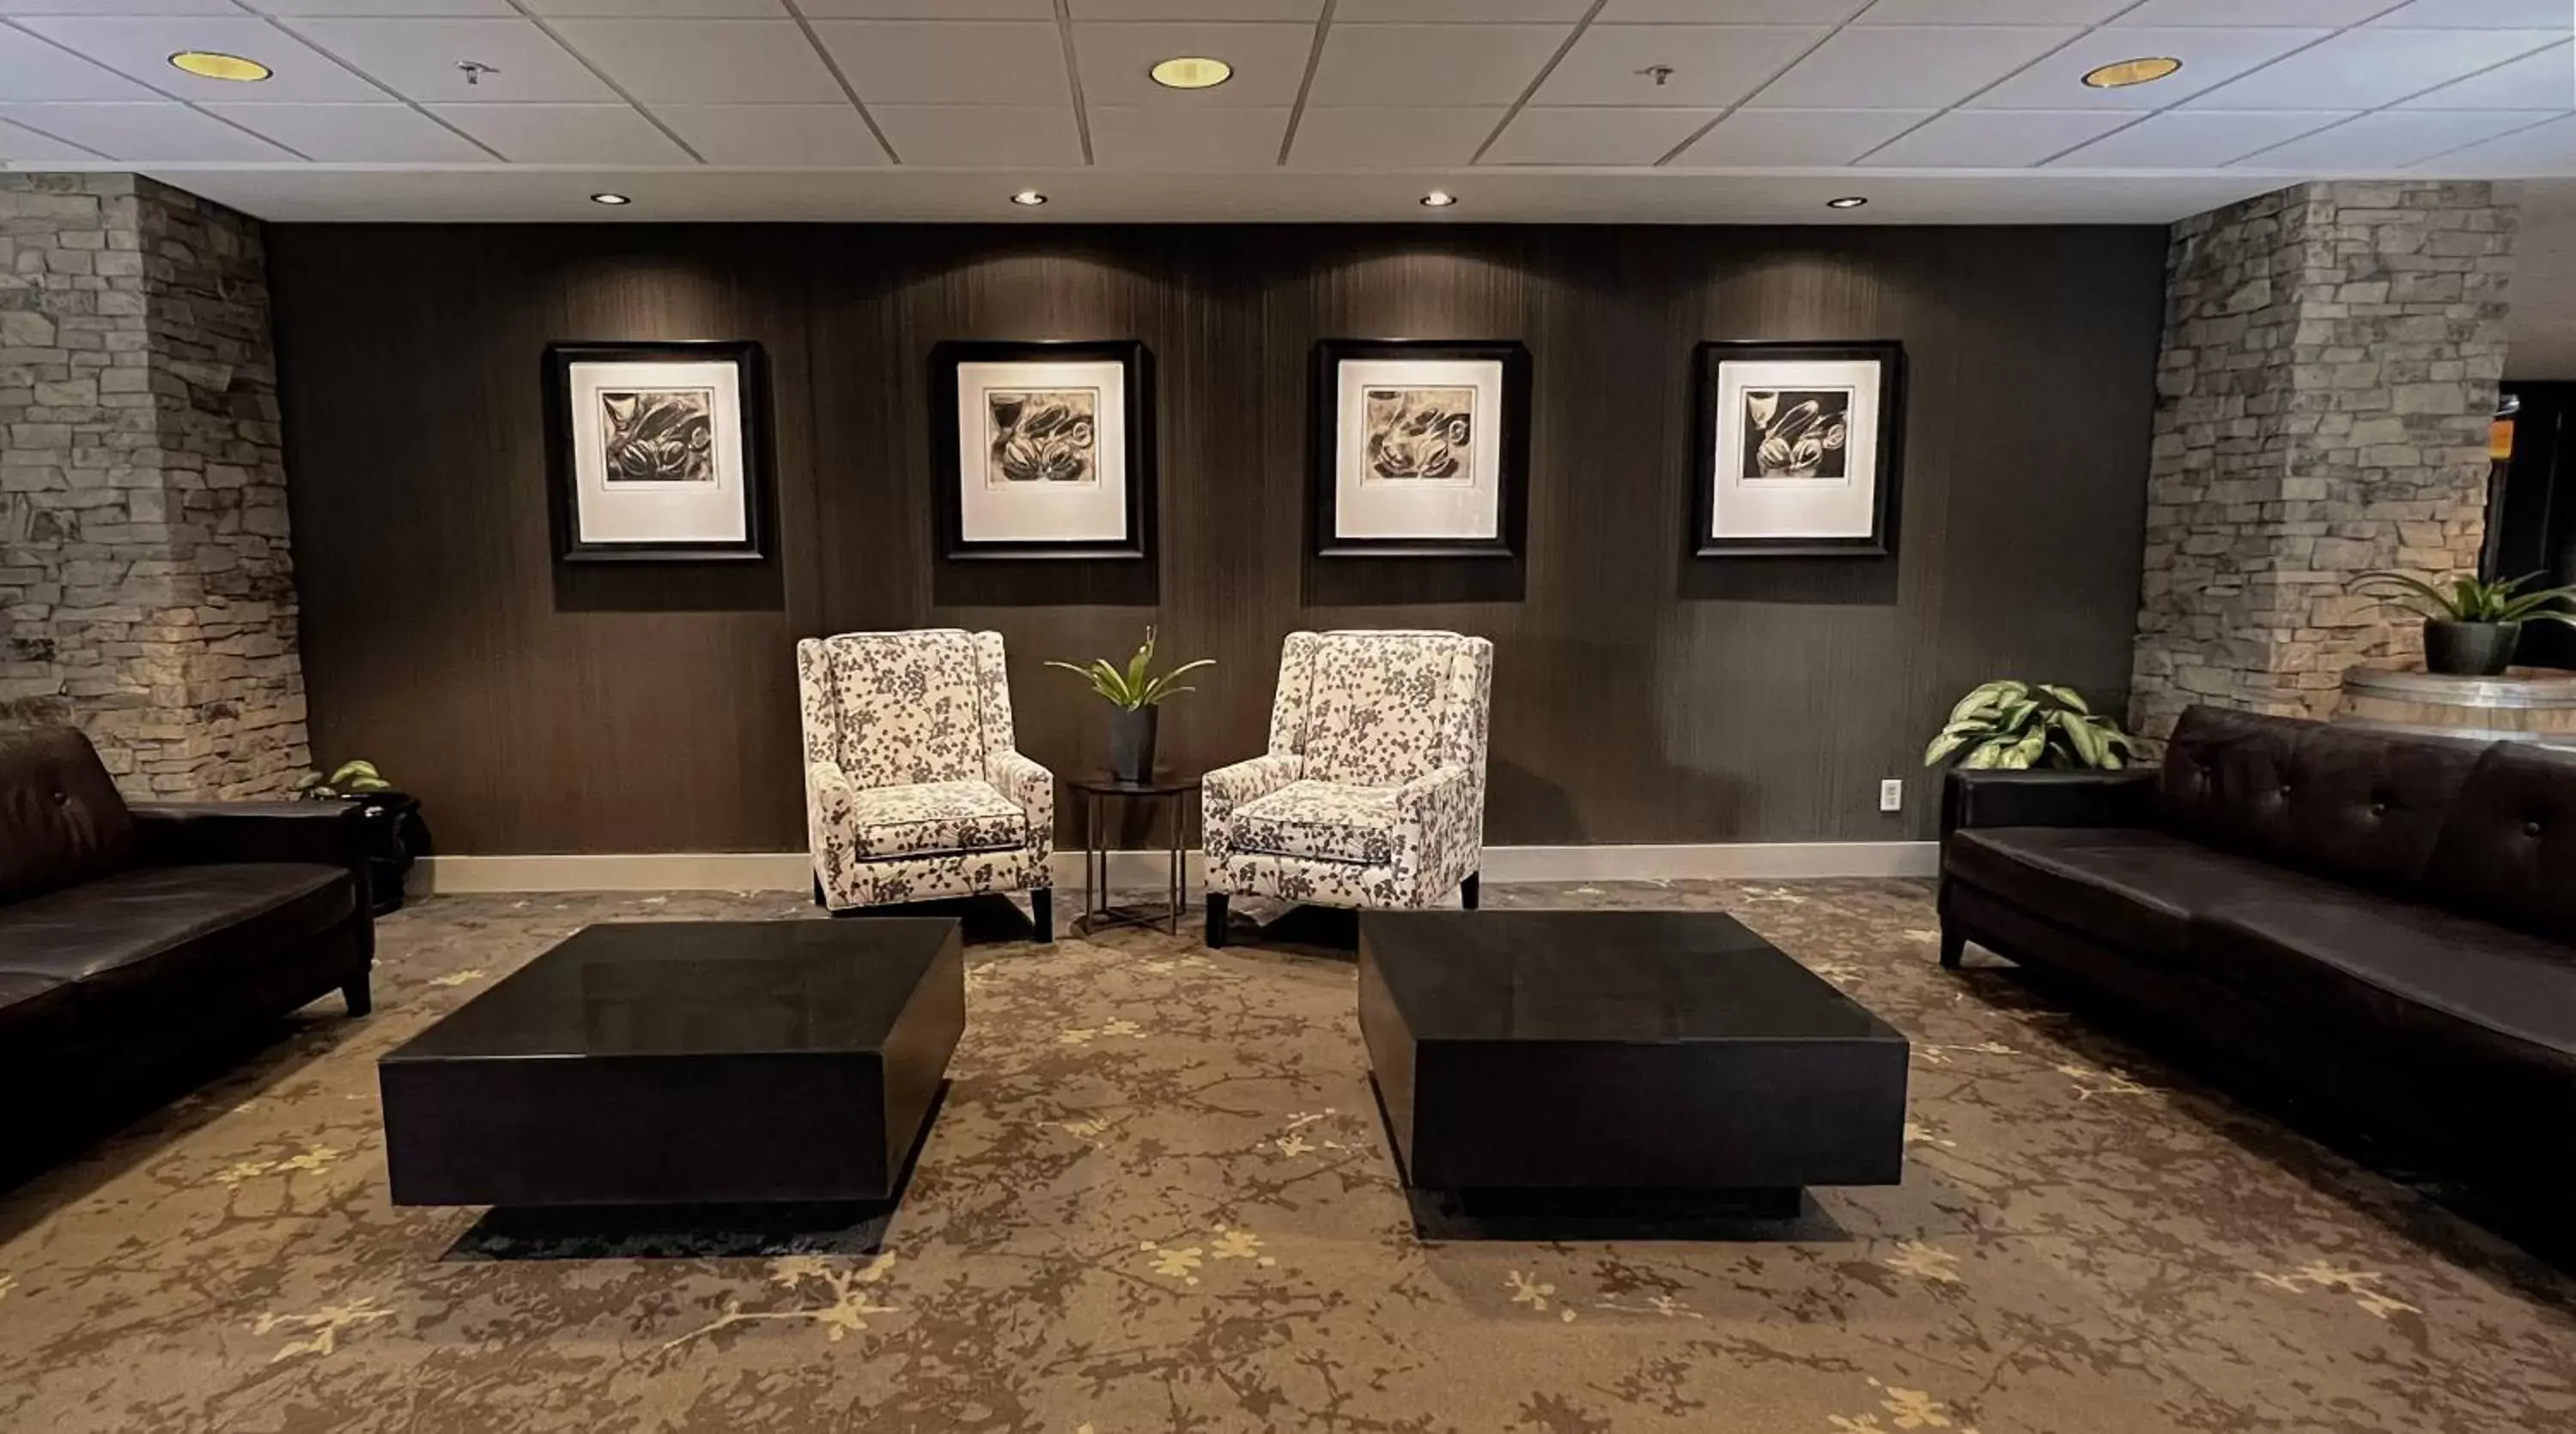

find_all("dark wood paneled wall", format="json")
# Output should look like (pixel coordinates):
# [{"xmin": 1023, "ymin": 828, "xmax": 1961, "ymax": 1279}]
[{"xmin": 270, "ymin": 223, "xmax": 2165, "ymax": 855}]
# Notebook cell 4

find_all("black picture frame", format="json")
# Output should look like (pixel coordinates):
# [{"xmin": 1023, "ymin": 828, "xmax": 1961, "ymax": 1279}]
[
  {"xmin": 543, "ymin": 339, "xmax": 769, "ymax": 563},
  {"xmin": 1691, "ymin": 339, "xmax": 1905, "ymax": 559},
  {"xmin": 1310, "ymin": 338, "xmax": 1530, "ymax": 559},
  {"xmin": 931, "ymin": 338, "xmax": 1155, "ymax": 562}
]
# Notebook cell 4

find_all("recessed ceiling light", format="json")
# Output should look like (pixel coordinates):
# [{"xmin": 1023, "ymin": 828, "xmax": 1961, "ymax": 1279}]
[
  {"xmin": 1826, "ymin": 196, "xmax": 1868, "ymax": 210},
  {"xmin": 1149, "ymin": 56, "xmax": 1232, "ymax": 90},
  {"xmin": 1011, "ymin": 190, "xmax": 1048, "ymax": 207},
  {"xmin": 1420, "ymin": 191, "xmax": 1457, "ymax": 209},
  {"xmin": 589, "ymin": 191, "xmax": 630, "ymax": 206},
  {"xmin": 2082, "ymin": 56, "xmax": 2182, "ymax": 89},
  {"xmin": 168, "ymin": 51, "xmax": 270, "ymax": 82}
]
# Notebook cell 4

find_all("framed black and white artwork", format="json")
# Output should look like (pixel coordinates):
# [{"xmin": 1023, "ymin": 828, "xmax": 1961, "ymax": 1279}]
[
  {"xmin": 1692, "ymin": 340, "xmax": 1905, "ymax": 558},
  {"xmin": 544, "ymin": 340, "xmax": 767, "ymax": 562},
  {"xmin": 1311, "ymin": 338, "xmax": 1528, "ymax": 558},
  {"xmin": 932, "ymin": 339, "xmax": 1154, "ymax": 561}
]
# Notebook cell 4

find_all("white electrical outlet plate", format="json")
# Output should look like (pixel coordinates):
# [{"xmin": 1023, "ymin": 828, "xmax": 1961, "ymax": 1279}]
[{"xmin": 1879, "ymin": 778, "xmax": 1904, "ymax": 813}]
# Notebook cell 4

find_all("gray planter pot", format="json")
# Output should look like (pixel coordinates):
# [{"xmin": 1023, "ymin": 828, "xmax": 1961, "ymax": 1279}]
[
  {"xmin": 1108, "ymin": 705, "xmax": 1159, "ymax": 783},
  {"xmin": 2423, "ymin": 619, "xmax": 2521, "ymax": 678}
]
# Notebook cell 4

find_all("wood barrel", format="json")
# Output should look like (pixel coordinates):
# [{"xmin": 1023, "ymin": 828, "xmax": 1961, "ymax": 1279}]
[{"xmin": 2335, "ymin": 666, "xmax": 2576, "ymax": 748}]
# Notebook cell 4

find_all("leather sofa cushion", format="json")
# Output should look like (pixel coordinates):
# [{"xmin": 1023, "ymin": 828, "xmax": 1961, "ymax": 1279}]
[
  {"xmin": 0, "ymin": 863, "xmax": 355, "ymax": 993},
  {"xmin": 2198, "ymin": 898, "xmax": 2576, "ymax": 1087},
  {"xmin": 843, "ymin": 780, "xmax": 1024, "ymax": 860},
  {"xmin": 0, "ymin": 970, "xmax": 76, "ymax": 1038},
  {"xmin": 0, "ymin": 726, "xmax": 137, "ymax": 904},
  {"xmin": 1231, "ymin": 780, "xmax": 1402, "ymax": 866},
  {"xmin": 2157, "ymin": 707, "xmax": 2480, "ymax": 896},
  {"xmin": 2423, "ymin": 741, "xmax": 2576, "ymax": 945},
  {"xmin": 1947, "ymin": 826, "xmax": 2351, "ymax": 958}
]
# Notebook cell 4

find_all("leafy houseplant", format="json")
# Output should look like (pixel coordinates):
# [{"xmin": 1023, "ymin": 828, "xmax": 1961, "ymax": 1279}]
[
  {"xmin": 1048, "ymin": 628, "xmax": 1213, "ymax": 783},
  {"xmin": 2350, "ymin": 570, "xmax": 2576, "ymax": 678},
  {"xmin": 1924, "ymin": 682, "xmax": 2141, "ymax": 771},
  {"xmin": 295, "ymin": 759, "xmax": 424, "ymax": 918}
]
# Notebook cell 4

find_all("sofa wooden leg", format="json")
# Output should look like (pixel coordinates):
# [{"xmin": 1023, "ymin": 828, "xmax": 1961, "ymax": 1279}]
[
  {"xmin": 1205, "ymin": 892, "xmax": 1230, "ymax": 948},
  {"xmin": 1030, "ymin": 886, "xmax": 1054, "ymax": 944},
  {"xmin": 1940, "ymin": 927, "xmax": 1965, "ymax": 969},
  {"xmin": 1461, "ymin": 872, "xmax": 1481, "ymax": 910},
  {"xmin": 342, "ymin": 972, "xmax": 373, "ymax": 1017}
]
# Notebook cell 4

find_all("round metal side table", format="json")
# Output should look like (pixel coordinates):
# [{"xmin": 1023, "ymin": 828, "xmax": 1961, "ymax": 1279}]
[{"xmin": 1066, "ymin": 771, "xmax": 1201, "ymax": 937}]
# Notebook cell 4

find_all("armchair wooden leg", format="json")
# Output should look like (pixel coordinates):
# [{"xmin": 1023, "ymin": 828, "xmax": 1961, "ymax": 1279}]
[
  {"xmin": 1461, "ymin": 872, "xmax": 1480, "ymax": 910},
  {"xmin": 812, "ymin": 874, "xmax": 827, "ymax": 908},
  {"xmin": 1205, "ymin": 891, "xmax": 1230, "ymax": 948},
  {"xmin": 342, "ymin": 971, "xmax": 373, "ymax": 1017},
  {"xmin": 1030, "ymin": 886, "xmax": 1054, "ymax": 944}
]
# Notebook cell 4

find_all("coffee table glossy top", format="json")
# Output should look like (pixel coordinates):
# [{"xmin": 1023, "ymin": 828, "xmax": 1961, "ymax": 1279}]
[
  {"xmin": 1358, "ymin": 909, "xmax": 1904, "ymax": 1046},
  {"xmin": 382, "ymin": 919, "xmax": 956, "ymax": 1061}
]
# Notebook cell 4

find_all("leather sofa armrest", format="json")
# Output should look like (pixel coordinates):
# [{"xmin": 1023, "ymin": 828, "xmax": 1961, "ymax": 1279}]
[
  {"xmin": 130, "ymin": 800, "xmax": 370, "ymax": 875},
  {"xmin": 1940, "ymin": 769, "xmax": 2156, "ymax": 843}
]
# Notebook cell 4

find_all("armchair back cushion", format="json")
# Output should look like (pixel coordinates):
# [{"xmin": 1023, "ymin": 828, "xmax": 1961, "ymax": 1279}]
[
  {"xmin": 1272, "ymin": 630, "xmax": 1492, "ymax": 787},
  {"xmin": 797, "ymin": 629, "xmax": 1016, "ymax": 789},
  {"xmin": 0, "ymin": 726, "xmax": 137, "ymax": 904}
]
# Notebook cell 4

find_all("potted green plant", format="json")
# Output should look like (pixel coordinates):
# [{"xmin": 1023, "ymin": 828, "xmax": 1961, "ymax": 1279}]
[
  {"xmin": 1924, "ymin": 682, "xmax": 2140, "ymax": 770},
  {"xmin": 295, "ymin": 759, "xmax": 426, "ymax": 916},
  {"xmin": 2349, "ymin": 570, "xmax": 2576, "ymax": 678},
  {"xmin": 1048, "ymin": 627, "xmax": 1212, "ymax": 783}
]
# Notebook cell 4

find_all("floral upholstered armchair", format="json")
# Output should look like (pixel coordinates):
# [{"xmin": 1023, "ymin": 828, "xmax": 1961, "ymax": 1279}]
[
  {"xmin": 797, "ymin": 629, "xmax": 1054, "ymax": 939},
  {"xmin": 1202, "ymin": 629, "xmax": 1494, "ymax": 945}
]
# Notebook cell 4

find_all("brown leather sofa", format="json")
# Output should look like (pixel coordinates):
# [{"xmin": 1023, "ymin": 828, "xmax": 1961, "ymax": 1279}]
[
  {"xmin": 0, "ymin": 726, "xmax": 376, "ymax": 1181},
  {"xmin": 1939, "ymin": 705, "xmax": 2576, "ymax": 1193}
]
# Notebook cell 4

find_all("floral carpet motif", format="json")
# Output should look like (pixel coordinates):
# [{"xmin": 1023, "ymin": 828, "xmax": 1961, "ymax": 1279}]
[{"xmin": 0, "ymin": 881, "xmax": 2571, "ymax": 1432}]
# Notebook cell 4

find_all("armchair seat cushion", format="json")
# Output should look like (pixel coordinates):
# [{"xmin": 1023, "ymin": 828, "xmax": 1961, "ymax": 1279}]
[
  {"xmin": 1232, "ymin": 780, "xmax": 1402, "ymax": 866},
  {"xmin": 845, "ymin": 781, "xmax": 1027, "ymax": 860}
]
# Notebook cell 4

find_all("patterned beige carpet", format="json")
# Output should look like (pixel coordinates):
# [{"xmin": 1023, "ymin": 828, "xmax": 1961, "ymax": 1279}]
[{"xmin": 0, "ymin": 881, "xmax": 2571, "ymax": 1433}]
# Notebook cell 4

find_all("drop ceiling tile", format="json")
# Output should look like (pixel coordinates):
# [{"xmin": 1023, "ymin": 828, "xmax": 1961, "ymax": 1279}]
[
  {"xmin": 1286, "ymin": 104, "xmax": 1500, "ymax": 165},
  {"xmin": 1073, "ymin": 0, "xmax": 1322, "ymax": 16},
  {"xmin": 1072, "ymin": 21, "xmax": 1315, "ymax": 106},
  {"xmin": 522, "ymin": 0, "xmax": 787, "ymax": 16},
  {"xmin": 425, "ymin": 100, "xmax": 690, "ymax": 159},
  {"xmin": 1533, "ymin": 24, "xmax": 1825, "ymax": 107},
  {"xmin": 1090, "ymin": 104, "xmax": 1286, "ymax": 167},
  {"xmin": 867, "ymin": 103, "xmax": 1082, "ymax": 164},
  {"xmin": 2047, "ymin": 109, "xmax": 2350, "ymax": 167},
  {"xmin": 1854, "ymin": 0, "xmax": 2129, "ymax": 21},
  {"xmin": 1308, "ymin": 21, "xmax": 1570, "ymax": 106},
  {"xmin": 2399, "ymin": 41, "xmax": 2573, "ymax": 112},
  {"xmin": 2236, "ymin": 108, "xmax": 2561, "ymax": 169},
  {"xmin": 2368, "ymin": 0, "xmax": 2572, "ymax": 26},
  {"xmin": 0, "ymin": 25, "xmax": 155, "ymax": 98},
  {"xmin": 18, "ymin": 15, "xmax": 388, "ymax": 101},
  {"xmin": 1483, "ymin": 106, "xmax": 1718, "ymax": 164},
  {"xmin": 1974, "ymin": 27, "xmax": 2330, "ymax": 111},
  {"xmin": 1746, "ymin": 25, "xmax": 2081, "ymax": 109},
  {"xmin": 2184, "ymin": 28, "xmax": 2566, "ymax": 112},
  {"xmin": 1599, "ymin": 0, "xmax": 1863, "ymax": 18},
  {"xmin": 653, "ymin": 101, "xmax": 888, "ymax": 162},
  {"xmin": 283, "ymin": 19, "xmax": 620, "ymax": 102},
  {"xmin": 199, "ymin": 100, "xmax": 496, "ymax": 158},
  {"xmin": 808, "ymin": 21, "xmax": 1071, "ymax": 105},
  {"xmin": 2432, "ymin": 112, "xmax": 2576, "ymax": 174},
  {"xmin": 0, "ymin": 0, "xmax": 240, "ymax": 13},
  {"xmin": 1340, "ymin": 0, "xmax": 1587, "ymax": 16},
  {"xmin": 2111, "ymin": 0, "xmax": 2385, "ymax": 21},
  {"xmin": 1669, "ymin": 106, "xmax": 1929, "ymax": 165},
  {"xmin": 1864, "ymin": 108, "xmax": 2126, "ymax": 166},
  {"xmin": 248, "ymin": 0, "xmax": 519, "ymax": 16},
  {"xmin": 0, "ymin": 115, "xmax": 99, "ymax": 159},
  {"xmin": 798, "ymin": 0, "xmax": 1047, "ymax": 15},
  {"xmin": 0, "ymin": 101, "xmax": 300, "ymax": 159},
  {"xmin": 547, "ymin": 20, "xmax": 843, "ymax": 102}
]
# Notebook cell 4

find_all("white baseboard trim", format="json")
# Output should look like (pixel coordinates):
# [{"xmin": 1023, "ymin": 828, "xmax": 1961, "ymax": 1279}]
[{"xmin": 417, "ymin": 842, "xmax": 1935, "ymax": 896}]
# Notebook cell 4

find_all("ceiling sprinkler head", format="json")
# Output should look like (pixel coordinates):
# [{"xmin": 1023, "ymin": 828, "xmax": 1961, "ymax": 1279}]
[
  {"xmin": 1637, "ymin": 64, "xmax": 1674, "ymax": 87},
  {"xmin": 456, "ymin": 59, "xmax": 500, "ymax": 86}
]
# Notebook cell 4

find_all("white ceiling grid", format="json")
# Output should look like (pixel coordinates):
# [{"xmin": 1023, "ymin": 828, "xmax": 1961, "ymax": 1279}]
[{"xmin": 0, "ymin": 0, "xmax": 2563, "ymax": 220}]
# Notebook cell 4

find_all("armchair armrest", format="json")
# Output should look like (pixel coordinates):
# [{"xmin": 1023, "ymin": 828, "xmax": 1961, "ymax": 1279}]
[
  {"xmin": 807, "ymin": 760, "xmax": 858, "ymax": 829},
  {"xmin": 1939, "ymin": 769, "xmax": 2156, "ymax": 843},
  {"xmin": 1204, "ymin": 753, "xmax": 1303, "ymax": 861},
  {"xmin": 1394, "ymin": 764, "xmax": 1483, "ymax": 894},
  {"xmin": 986, "ymin": 750, "xmax": 1054, "ymax": 852},
  {"xmin": 131, "ymin": 800, "xmax": 369, "ymax": 875}
]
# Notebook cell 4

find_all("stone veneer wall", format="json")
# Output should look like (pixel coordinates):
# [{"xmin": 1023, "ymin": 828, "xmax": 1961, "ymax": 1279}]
[
  {"xmin": 2130, "ymin": 180, "xmax": 2515, "ymax": 741},
  {"xmin": 0, "ymin": 173, "xmax": 307, "ymax": 798}
]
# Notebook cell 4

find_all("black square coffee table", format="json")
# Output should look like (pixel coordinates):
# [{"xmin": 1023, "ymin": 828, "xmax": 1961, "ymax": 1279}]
[
  {"xmin": 1358, "ymin": 910, "xmax": 1908, "ymax": 1211},
  {"xmin": 379, "ymin": 920, "xmax": 963, "ymax": 1207}
]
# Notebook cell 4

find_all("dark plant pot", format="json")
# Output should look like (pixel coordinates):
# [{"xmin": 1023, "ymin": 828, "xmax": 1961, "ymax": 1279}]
[
  {"xmin": 1108, "ymin": 706, "xmax": 1159, "ymax": 784},
  {"xmin": 342, "ymin": 791, "xmax": 427, "ymax": 916},
  {"xmin": 2423, "ymin": 620, "xmax": 2521, "ymax": 678}
]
